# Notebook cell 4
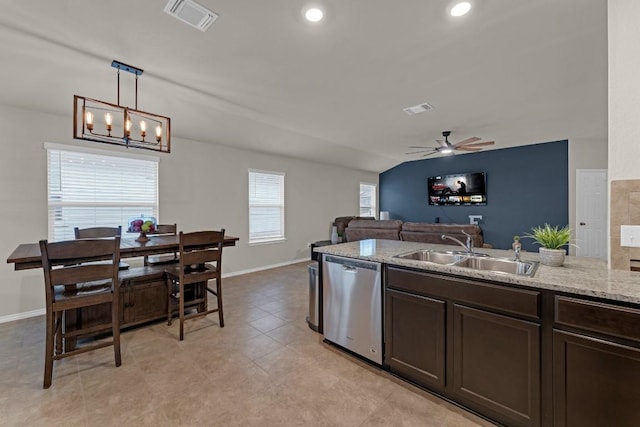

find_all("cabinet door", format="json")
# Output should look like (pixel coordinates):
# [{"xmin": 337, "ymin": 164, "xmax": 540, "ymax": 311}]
[
  {"xmin": 385, "ymin": 288, "xmax": 446, "ymax": 391},
  {"xmin": 452, "ymin": 304, "xmax": 540, "ymax": 427},
  {"xmin": 123, "ymin": 278, "xmax": 168, "ymax": 326},
  {"xmin": 553, "ymin": 330, "xmax": 640, "ymax": 427}
]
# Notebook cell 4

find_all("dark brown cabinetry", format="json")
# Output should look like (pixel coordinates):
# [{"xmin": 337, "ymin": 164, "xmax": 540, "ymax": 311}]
[
  {"xmin": 385, "ymin": 288, "xmax": 446, "ymax": 391},
  {"xmin": 386, "ymin": 267, "xmax": 541, "ymax": 427},
  {"xmin": 452, "ymin": 304, "xmax": 540, "ymax": 427},
  {"xmin": 553, "ymin": 296, "xmax": 640, "ymax": 427}
]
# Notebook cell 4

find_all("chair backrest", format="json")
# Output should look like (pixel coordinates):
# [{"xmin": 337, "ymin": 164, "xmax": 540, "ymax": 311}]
[
  {"xmin": 178, "ymin": 229, "xmax": 225, "ymax": 273},
  {"xmin": 39, "ymin": 237, "xmax": 121, "ymax": 302},
  {"xmin": 154, "ymin": 224, "xmax": 177, "ymax": 235},
  {"xmin": 74, "ymin": 226, "xmax": 122, "ymax": 239}
]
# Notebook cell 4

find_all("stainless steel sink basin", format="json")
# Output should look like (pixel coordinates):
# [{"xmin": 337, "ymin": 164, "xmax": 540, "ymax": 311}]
[
  {"xmin": 454, "ymin": 256, "xmax": 538, "ymax": 277},
  {"xmin": 394, "ymin": 250, "xmax": 538, "ymax": 277},
  {"xmin": 394, "ymin": 250, "xmax": 466, "ymax": 265}
]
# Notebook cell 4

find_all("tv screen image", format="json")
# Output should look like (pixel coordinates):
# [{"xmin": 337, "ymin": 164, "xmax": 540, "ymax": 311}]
[{"xmin": 428, "ymin": 172, "xmax": 487, "ymax": 206}]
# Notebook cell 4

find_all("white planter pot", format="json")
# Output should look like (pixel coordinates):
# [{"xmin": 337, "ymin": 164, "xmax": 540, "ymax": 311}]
[{"xmin": 539, "ymin": 247, "xmax": 566, "ymax": 267}]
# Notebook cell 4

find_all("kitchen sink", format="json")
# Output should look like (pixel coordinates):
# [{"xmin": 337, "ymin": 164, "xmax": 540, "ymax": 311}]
[
  {"xmin": 394, "ymin": 250, "xmax": 538, "ymax": 277},
  {"xmin": 454, "ymin": 256, "xmax": 538, "ymax": 277},
  {"xmin": 394, "ymin": 250, "xmax": 466, "ymax": 264}
]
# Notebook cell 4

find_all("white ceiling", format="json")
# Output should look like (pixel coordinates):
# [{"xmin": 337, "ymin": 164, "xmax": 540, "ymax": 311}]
[{"xmin": 0, "ymin": 0, "xmax": 608, "ymax": 173}]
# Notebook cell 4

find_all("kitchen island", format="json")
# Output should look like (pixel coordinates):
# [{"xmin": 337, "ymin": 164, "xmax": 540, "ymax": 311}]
[{"xmin": 315, "ymin": 240, "xmax": 640, "ymax": 427}]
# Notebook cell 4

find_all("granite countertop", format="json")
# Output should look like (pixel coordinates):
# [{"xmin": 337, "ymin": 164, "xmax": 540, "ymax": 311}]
[{"xmin": 314, "ymin": 239, "xmax": 640, "ymax": 305}]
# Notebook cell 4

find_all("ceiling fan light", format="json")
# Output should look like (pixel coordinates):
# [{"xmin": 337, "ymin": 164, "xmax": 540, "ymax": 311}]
[
  {"xmin": 304, "ymin": 7, "xmax": 324, "ymax": 22},
  {"xmin": 450, "ymin": 2, "xmax": 471, "ymax": 17},
  {"xmin": 441, "ymin": 148, "xmax": 453, "ymax": 154}
]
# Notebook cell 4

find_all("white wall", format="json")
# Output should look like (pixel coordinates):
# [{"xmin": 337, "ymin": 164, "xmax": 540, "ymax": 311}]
[
  {"xmin": 567, "ymin": 136, "xmax": 609, "ymax": 256},
  {"xmin": 0, "ymin": 105, "xmax": 377, "ymax": 319},
  {"xmin": 608, "ymin": 0, "xmax": 640, "ymax": 181}
]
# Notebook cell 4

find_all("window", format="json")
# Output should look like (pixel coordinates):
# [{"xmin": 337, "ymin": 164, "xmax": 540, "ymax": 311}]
[
  {"xmin": 360, "ymin": 182, "xmax": 377, "ymax": 218},
  {"xmin": 248, "ymin": 169, "xmax": 285, "ymax": 244},
  {"xmin": 46, "ymin": 143, "xmax": 159, "ymax": 242}
]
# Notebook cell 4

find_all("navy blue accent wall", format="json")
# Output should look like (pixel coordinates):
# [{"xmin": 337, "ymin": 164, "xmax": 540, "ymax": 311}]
[{"xmin": 380, "ymin": 140, "xmax": 568, "ymax": 251}]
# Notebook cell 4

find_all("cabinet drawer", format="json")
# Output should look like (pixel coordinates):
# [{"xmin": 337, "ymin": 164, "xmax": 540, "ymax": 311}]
[
  {"xmin": 387, "ymin": 267, "xmax": 540, "ymax": 319},
  {"xmin": 555, "ymin": 296, "xmax": 640, "ymax": 342}
]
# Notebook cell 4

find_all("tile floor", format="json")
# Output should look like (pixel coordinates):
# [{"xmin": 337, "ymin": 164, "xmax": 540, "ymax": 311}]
[{"xmin": 0, "ymin": 262, "xmax": 494, "ymax": 426}]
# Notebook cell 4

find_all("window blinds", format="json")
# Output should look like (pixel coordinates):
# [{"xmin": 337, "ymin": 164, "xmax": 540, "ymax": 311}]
[
  {"xmin": 46, "ymin": 145, "xmax": 159, "ymax": 242},
  {"xmin": 248, "ymin": 169, "xmax": 285, "ymax": 243}
]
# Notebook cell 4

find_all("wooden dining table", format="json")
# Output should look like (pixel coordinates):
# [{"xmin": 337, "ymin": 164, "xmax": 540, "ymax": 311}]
[
  {"xmin": 6, "ymin": 234, "xmax": 240, "ymax": 271},
  {"xmin": 6, "ymin": 233, "xmax": 240, "ymax": 345}
]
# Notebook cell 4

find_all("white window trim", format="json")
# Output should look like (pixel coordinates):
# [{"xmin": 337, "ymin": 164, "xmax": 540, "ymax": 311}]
[
  {"xmin": 44, "ymin": 142, "xmax": 160, "ymax": 163},
  {"xmin": 360, "ymin": 182, "xmax": 378, "ymax": 219}
]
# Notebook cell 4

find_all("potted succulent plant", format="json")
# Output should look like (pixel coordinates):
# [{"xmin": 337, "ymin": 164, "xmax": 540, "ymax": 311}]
[{"xmin": 523, "ymin": 224, "xmax": 574, "ymax": 266}]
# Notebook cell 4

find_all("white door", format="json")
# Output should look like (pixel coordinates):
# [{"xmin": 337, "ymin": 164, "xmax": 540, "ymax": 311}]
[{"xmin": 576, "ymin": 169, "xmax": 607, "ymax": 259}]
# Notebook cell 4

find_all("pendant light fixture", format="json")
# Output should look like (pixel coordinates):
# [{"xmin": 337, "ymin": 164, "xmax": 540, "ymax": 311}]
[{"xmin": 73, "ymin": 60, "xmax": 171, "ymax": 153}]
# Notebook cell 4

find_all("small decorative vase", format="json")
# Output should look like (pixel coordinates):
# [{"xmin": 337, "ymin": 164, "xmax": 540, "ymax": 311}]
[
  {"xmin": 330, "ymin": 225, "xmax": 338, "ymax": 244},
  {"xmin": 512, "ymin": 240, "xmax": 521, "ymax": 252},
  {"xmin": 539, "ymin": 247, "xmax": 566, "ymax": 267}
]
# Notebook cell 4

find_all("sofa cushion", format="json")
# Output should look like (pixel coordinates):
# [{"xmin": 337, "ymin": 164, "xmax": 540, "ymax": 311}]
[
  {"xmin": 333, "ymin": 216, "xmax": 375, "ymax": 236},
  {"xmin": 344, "ymin": 219, "xmax": 402, "ymax": 242},
  {"xmin": 400, "ymin": 222, "xmax": 486, "ymax": 248}
]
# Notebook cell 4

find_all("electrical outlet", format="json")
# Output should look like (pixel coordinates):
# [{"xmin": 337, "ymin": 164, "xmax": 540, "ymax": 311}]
[{"xmin": 621, "ymin": 225, "xmax": 640, "ymax": 247}]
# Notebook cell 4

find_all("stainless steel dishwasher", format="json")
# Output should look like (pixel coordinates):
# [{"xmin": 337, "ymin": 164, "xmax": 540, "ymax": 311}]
[{"xmin": 322, "ymin": 254, "xmax": 382, "ymax": 365}]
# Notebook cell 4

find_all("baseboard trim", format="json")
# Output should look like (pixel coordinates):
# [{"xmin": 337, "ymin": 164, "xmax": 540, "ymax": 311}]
[
  {"xmin": 0, "ymin": 308, "xmax": 46, "ymax": 324},
  {"xmin": 222, "ymin": 258, "xmax": 309, "ymax": 278},
  {"xmin": 1, "ymin": 258, "xmax": 311, "ymax": 323}
]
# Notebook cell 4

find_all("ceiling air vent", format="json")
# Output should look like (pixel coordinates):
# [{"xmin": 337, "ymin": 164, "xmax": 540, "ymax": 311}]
[
  {"xmin": 164, "ymin": 0, "xmax": 219, "ymax": 32},
  {"xmin": 403, "ymin": 102, "xmax": 434, "ymax": 115}
]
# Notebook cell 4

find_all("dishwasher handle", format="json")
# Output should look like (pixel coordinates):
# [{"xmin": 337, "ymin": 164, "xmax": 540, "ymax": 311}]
[{"xmin": 324, "ymin": 255, "xmax": 381, "ymax": 272}]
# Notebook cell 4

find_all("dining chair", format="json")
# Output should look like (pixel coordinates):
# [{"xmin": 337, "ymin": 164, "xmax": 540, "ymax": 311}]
[
  {"xmin": 74, "ymin": 226, "xmax": 122, "ymax": 239},
  {"xmin": 165, "ymin": 229, "xmax": 225, "ymax": 340},
  {"xmin": 39, "ymin": 237, "xmax": 122, "ymax": 389},
  {"xmin": 74, "ymin": 226, "xmax": 129, "ymax": 270},
  {"xmin": 143, "ymin": 223, "xmax": 179, "ymax": 266}
]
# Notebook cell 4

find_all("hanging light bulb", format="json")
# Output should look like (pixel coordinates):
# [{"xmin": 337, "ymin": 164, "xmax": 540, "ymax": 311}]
[
  {"xmin": 85, "ymin": 111, "xmax": 94, "ymax": 131},
  {"xmin": 155, "ymin": 125, "xmax": 162, "ymax": 143},
  {"xmin": 139, "ymin": 120, "xmax": 146, "ymax": 140}
]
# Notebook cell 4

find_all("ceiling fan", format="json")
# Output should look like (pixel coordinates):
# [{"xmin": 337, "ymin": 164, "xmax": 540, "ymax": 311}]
[{"xmin": 406, "ymin": 131, "xmax": 495, "ymax": 157}]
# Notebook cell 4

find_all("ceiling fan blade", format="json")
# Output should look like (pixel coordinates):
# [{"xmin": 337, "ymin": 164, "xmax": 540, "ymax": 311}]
[
  {"xmin": 436, "ymin": 139, "xmax": 449, "ymax": 148},
  {"xmin": 420, "ymin": 150, "xmax": 439, "ymax": 157},
  {"xmin": 456, "ymin": 147, "xmax": 482, "ymax": 152},
  {"xmin": 452, "ymin": 137, "xmax": 482, "ymax": 147},
  {"xmin": 406, "ymin": 149, "xmax": 437, "ymax": 155},
  {"xmin": 461, "ymin": 140, "xmax": 495, "ymax": 148},
  {"xmin": 408, "ymin": 145, "xmax": 435, "ymax": 149}
]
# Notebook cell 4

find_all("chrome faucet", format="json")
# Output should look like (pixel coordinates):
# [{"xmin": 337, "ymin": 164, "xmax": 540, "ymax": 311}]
[{"xmin": 441, "ymin": 231, "xmax": 473, "ymax": 252}]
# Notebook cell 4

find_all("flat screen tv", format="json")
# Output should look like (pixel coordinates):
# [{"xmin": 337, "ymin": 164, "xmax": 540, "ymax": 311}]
[{"xmin": 428, "ymin": 172, "xmax": 487, "ymax": 206}]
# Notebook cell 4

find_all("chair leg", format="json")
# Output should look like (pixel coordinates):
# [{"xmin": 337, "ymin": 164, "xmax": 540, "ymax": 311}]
[
  {"xmin": 167, "ymin": 277, "xmax": 173, "ymax": 326},
  {"xmin": 216, "ymin": 277, "xmax": 224, "ymax": 328},
  {"xmin": 55, "ymin": 311, "xmax": 63, "ymax": 355},
  {"xmin": 43, "ymin": 309, "xmax": 55, "ymax": 389},
  {"xmin": 179, "ymin": 281, "xmax": 185, "ymax": 341},
  {"xmin": 111, "ymin": 299, "xmax": 121, "ymax": 367}
]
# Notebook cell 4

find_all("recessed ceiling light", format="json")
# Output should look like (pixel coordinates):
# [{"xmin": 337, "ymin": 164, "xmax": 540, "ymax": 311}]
[
  {"xmin": 450, "ymin": 2, "xmax": 471, "ymax": 17},
  {"xmin": 304, "ymin": 7, "xmax": 324, "ymax": 22}
]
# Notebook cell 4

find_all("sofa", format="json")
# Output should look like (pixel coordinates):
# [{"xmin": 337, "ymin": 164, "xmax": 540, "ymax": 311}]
[
  {"xmin": 400, "ymin": 222, "xmax": 492, "ymax": 248},
  {"xmin": 333, "ymin": 216, "xmax": 375, "ymax": 237},
  {"xmin": 336, "ymin": 216, "xmax": 492, "ymax": 249},
  {"xmin": 344, "ymin": 219, "xmax": 403, "ymax": 242}
]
